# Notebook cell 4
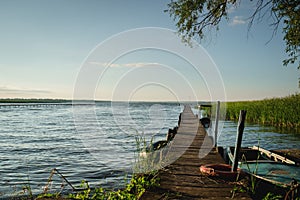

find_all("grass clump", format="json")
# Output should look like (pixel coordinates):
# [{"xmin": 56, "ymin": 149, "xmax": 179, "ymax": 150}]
[{"xmin": 35, "ymin": 173, "xmax": 159, "ymax": 200}]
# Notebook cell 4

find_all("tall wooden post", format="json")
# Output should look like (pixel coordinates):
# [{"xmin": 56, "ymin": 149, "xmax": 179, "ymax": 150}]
[
  {"xmin": 232, "ymin": 110, "xmax": 247, "ymax": 172},
  {"xmin": 214, "ymin": 101, "xmax": 220, "ymax": 147}
]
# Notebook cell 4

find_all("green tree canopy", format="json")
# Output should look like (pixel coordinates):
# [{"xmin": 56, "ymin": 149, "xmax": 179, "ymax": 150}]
[{"xmin": 166, "ymin": 0, "xmax": 300, "ymax": 72}]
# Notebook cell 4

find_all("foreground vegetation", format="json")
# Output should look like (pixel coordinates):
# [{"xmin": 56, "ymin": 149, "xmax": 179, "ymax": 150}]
[
  {"xmin": 17, "ymin": 169, "xmax": 299, "ymax": 200},
  {"xmin": 226, "ymin": 93, "xmax": 300, "ymax": 130},
  {"xmin": 15, "ymin": 170, "xmax": 159, "ymax": 200},
  {"xmin": 11, "ymin": 133, "xmax": 160, "ymax": 200}
]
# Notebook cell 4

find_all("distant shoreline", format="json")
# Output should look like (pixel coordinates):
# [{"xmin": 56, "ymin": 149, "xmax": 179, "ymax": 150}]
[
  {"xmin": 0, "ymin": 98, "xmax": 187, "ymax": 104},
  {"xmin": 0, "ymin": 98, "xmax": 71, "ymax": 104}
]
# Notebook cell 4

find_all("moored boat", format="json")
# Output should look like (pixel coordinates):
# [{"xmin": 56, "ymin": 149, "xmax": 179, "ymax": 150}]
[{"xmin": 226, "ymin": 146, "xmax": 299, "ymax": 187}]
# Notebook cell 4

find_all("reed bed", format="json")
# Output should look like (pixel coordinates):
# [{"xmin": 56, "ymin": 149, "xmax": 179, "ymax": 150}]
[{"xmin": 226, "ymin": 93, "xmax": 300, "ymax": 130}]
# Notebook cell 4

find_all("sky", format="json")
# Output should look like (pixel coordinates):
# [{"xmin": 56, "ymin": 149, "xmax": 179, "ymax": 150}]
[{"xmin": 0, "ymin": 0, "xmax": 299, "ymax": 101}]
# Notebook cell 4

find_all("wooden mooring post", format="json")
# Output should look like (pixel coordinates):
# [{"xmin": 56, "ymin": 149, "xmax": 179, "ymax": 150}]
[
  {"xmin": 232, "ymin": 110, "xmax": 247, "ymax": 172},
  {"xmin": 214, "ymin": 101, "xmax": 220, "ymax": 147}
]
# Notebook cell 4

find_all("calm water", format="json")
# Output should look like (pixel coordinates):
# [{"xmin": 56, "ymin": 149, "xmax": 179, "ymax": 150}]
[{"xmin": 0, "ymin": 102, "xmax": 299, "ymax": 198}]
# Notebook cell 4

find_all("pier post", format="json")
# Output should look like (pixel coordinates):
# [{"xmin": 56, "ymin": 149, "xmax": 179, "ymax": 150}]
[
  {"xmin": 232, "ymin": 110, "xmax": 247, "ymax": 172},
  {"xmin": 214, "ymin": 101, "xmax": 220, "ymax": 147}
]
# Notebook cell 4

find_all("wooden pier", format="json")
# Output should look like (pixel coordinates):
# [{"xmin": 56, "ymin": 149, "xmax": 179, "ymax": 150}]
[{"xmin": 141, "ymin": 105, "xmax": 251, "ymax": 199}]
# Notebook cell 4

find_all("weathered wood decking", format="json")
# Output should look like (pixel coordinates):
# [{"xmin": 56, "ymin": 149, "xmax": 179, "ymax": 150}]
[{"xmin": 141, "ymin": 105, "xmax": 251, "ymax": 199}]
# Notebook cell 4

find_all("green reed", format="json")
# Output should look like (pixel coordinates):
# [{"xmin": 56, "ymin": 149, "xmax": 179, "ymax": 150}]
[{"xmin": 226, "ymin": 93, "xmax": 300, "ymax": 130}]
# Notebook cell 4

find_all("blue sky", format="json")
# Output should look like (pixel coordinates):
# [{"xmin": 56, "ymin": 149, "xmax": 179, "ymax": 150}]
[{"xmin": 0, "ymin": 0, "xmax": 299, "ymax": 101}]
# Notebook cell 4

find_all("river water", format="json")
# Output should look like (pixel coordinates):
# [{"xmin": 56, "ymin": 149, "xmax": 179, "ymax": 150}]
[{"xmin": 0, "ymin": 102, "xmax": 299, "ymax": 198}]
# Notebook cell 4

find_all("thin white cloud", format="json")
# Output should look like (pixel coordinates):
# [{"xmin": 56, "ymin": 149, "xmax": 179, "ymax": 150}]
[
  {"xmin": 123, "ymin": 62, "xmax": 161, "ymax": 67},
  {"xmin": 0, "ymin": 85, "xmax": 51, "ymax": 94},
  {"xmin": 88, "ymin": 62, "xmax": 121, "ymax": 67},
  {"xmin": 229, "ymin": 16, "xmax": 247, "ymax": 26},
  {"xmin": 88, "ymin": 61, "xmax": 162, "ymax": 68}
]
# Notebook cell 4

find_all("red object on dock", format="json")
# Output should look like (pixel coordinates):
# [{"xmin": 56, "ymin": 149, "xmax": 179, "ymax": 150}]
[{"xmin": 200, "ymin": 164, "xmax": 242, "ymax": 180}]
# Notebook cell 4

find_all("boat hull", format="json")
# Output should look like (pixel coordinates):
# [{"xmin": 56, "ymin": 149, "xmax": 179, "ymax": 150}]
[{"xmin": 226, "ymin": 146, "xmax": 299, "ymax": 187}]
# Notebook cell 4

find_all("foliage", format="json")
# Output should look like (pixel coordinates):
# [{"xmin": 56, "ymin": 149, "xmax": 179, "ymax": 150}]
[
  {"xmin": 274, "ymin": 1, "xmax": 300, "ymax": 69},
  {"xmin": 166, "ymin": 0, "xmax": 300, "ymax": 78},
  {"xmin": 66, "ymin": 173, "xmax": 159, "ymax": 200},
  {"xmin": 37, "ymin": 193, "xmax": 61, "ymax": 199},
  {"xmin": 240, "ymin": 154, "xmax": 260, "ymax": 195},
  {"xmin": 36, "ymin": 174, "xmax": 159, "ymax": 200},
  {"xmin": 22, "ymin": 184, "xmax": 33, "ymax": 200},
  {"xmin": 226, "ymin": 93, "xmax": 300, "ymax": 129},
  {"xmin": 166, "ymin": 0, "xmax": 236, "ymax": 42},
  {"xmin": 262, "ymin": 192, "xmax": 282, "ymax": 200},
  {"xmin": 133, "ymin": 132, "xmax": 168, "ymax": 173}
]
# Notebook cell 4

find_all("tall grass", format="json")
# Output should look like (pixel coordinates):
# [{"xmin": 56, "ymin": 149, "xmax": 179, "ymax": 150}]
[{"xmin": 226, "ymin": 93, "xmax": 300, "ymax": 130}]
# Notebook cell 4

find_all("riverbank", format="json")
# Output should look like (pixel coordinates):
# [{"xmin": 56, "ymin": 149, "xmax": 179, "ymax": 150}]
[{"xmin": 226, "ymin": 93, "xmax": 300, "ymax": 130}]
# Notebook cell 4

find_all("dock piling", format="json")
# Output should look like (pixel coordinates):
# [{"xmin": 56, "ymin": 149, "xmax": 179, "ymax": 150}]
[
  {"xmin": 214, "ymin": 101, "xmax": 220, "ymax": 147},
  {"xmin": 232, "ymin": 110, "xmax": 247, "ymax": 172}
]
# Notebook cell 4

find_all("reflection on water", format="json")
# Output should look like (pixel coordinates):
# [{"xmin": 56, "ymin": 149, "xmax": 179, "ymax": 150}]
[{"xmin": 217, "ymin": 121, "xmax": 300, "ymax": 150}]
